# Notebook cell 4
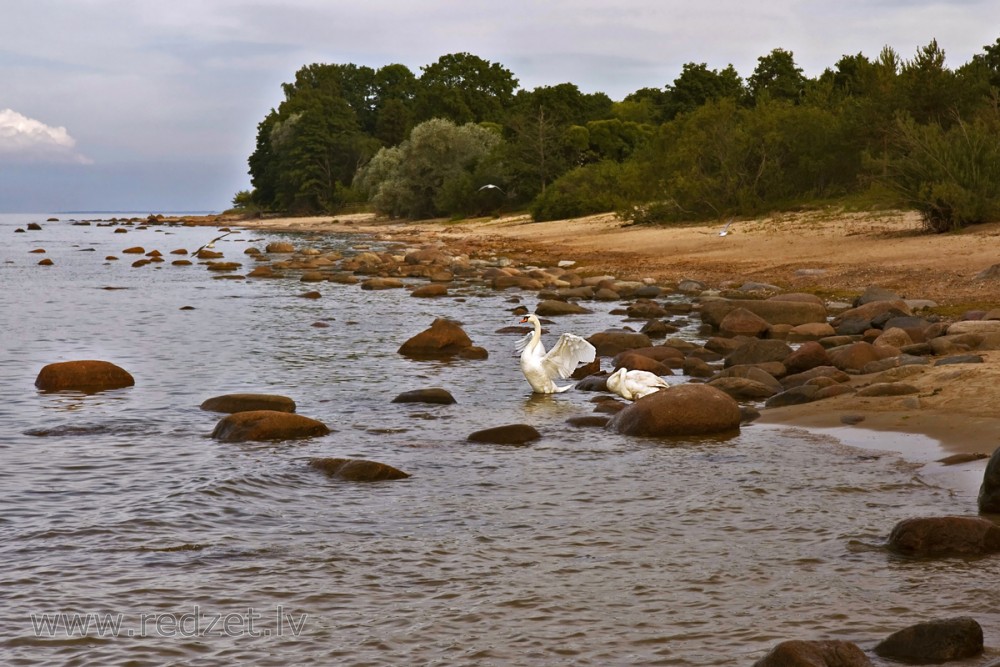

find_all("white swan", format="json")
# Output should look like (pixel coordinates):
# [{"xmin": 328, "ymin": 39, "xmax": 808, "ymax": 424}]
[
  {"xmin": 516, "ymin": 314, "xmax": 596, "ymax": 394},
  {"xmin": 606, "ymin": 367, "xmax": 670, "ymax": 400}
]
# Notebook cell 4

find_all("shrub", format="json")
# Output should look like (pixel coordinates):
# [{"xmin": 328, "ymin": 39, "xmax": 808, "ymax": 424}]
[{"xmin": 882, "ymin": 113, "xmax": 1000, "ymax": 232}]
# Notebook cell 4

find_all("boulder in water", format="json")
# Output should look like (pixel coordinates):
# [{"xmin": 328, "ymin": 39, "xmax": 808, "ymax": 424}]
[
  {"xmin": 35, "ymin": 360, "xmax": 135, "ymax": 392},
  {"xmin": 211, "ymin": 410, "xmax": 330, "ymax": 442}
]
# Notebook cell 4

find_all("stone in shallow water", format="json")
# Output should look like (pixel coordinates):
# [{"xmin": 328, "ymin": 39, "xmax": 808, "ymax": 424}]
[
  {"xmin": 211, "ymin": 410, "xmax": 329, "ymax": 443},
  {"xmin": 200, "ymin": 393, "xmax": 296, "ymax": 414},
  {"xmin": 309, "ymin": 458, "xmax": 409, "ymax": 482},
  {"xmin": 35, "ymin": 360, "xmax": 135, "ymax": 392}
]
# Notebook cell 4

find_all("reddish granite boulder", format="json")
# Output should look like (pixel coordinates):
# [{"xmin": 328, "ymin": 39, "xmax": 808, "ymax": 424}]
[
  {"xmin": 888, "ymin": 516, "xmax": 1000, "ymax": 556},
  {"xmin": 309, "ymin": 458, "xmax": 409, "ymax": 481},
  {"xmin": 35, "ymin": 360, "xmax": 135, "ymax": 392},
  {"xmin": 200, "ymin": 393, "xmax": 296, "ymax": 414},
  {"xmin": 607, "ymin": 384, "xmax": 741, "ymax": 437},
  {"xmin": 398, "ymin": 318, "xmax": 488, "ymax": 359},
  {"xmin": 753, "ymin": 640, "xmax": 873, "ymax": 666},
  {"xmin": 211, "ymin": 410, "xmax": 330, "ymax": 443}
]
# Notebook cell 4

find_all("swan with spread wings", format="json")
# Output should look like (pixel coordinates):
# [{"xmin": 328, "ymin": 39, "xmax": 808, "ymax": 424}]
[{"xmin": 516, "ymin": 314, "xmax": 596, "ymax": 394}]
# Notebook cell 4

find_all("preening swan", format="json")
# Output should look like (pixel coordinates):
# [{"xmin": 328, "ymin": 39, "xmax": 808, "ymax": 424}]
[
  {"xmin": 606, "ymin": 367, "xmax": 670, "ymax": 400},
  {"xmin": 516, "ymin": 314, "xmax": 596, "ymax": 394}
]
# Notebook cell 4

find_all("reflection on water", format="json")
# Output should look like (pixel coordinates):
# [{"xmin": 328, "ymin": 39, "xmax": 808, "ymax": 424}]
[{"xmin": 1, "ymin": 213, "xmax": 998, "ymax": 666}]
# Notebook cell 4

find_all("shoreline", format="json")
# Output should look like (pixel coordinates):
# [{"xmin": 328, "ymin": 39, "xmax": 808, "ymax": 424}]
[{"xmin": 207, "ymin": 209, "xmax": 999, "ymax": 491}]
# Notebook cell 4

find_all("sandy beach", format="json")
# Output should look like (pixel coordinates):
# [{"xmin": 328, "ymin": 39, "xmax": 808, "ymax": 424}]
[{"xmin": 218, "ymin": 207, "xmax": 1000, "ymax": 464}]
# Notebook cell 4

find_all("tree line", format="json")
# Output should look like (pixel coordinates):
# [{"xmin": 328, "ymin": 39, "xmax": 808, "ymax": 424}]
[{"xmin": 239, "ymin": 39, "xmax": 1000, "ymax": 232}]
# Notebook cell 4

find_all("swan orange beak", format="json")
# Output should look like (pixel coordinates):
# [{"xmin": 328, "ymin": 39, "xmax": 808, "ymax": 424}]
[{"xmin": 519, "ymin": 315, "xmax": 530, "ymax": 323}]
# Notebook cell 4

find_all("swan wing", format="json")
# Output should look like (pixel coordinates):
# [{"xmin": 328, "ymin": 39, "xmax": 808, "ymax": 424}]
[
  {"xmin": 541, "ymin": 333, "xmax": 596, "ymax": 379},
  {"xmin": 624, "ymin": 370, "xmax": 670, "ymax": 398},
  {"xmin": 514, "ymin": 330, "xmax": 535, "ymax": 353}
]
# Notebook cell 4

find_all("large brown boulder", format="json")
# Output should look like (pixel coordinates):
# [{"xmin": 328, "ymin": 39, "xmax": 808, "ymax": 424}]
[
  {"xmin": 782, "ymin": 341, "xmax": 832, "ymax": 375},
  {"xmin": 719, "ymin": 307, "xmax": 771, "ymax": 338},
  {"xmin": 701, "ymin": 298, "xmax": 827, "ymax": 329},
  {"xmin": 309, "ymin": 457, "xmax": 409, "ymax": 481},
  {"xmin": 211, "ymin": 410, "xmax": 330, "ymax": 442},
  {"xmin": 35, "ymin": 360, "xmax": 135, "ymax": 392},
  {"xmin": 200, "ymin": 393, "xmax": 296, "ymax": 413},
  {"xmin": 607, "ymin": 384, "xmax": 741, "ymax": 437},
  {"xmin": 613, "ymin": 352, "xmax": 673, "ymax": 376},
  {"xmin": 978, "ymin": 446, "xmax": 1000, "ymax": 513},
  {"xmin": 826, "ymin": 341, "xmax": 886, "ymax": 372},
  {"xmin": 753, "ymin": 640, "xmax": 873, "ymax": 667},
  {"xmin": 613, "ymin": 346, "xmax": 685, "ymax": 366},
  {"xmin": 707, "ymin": 376, "xmax": 780, "ymax": 401},
  {"xmin": 391, "ymin": 388, "xmax": 456, "ymax": 404},
  {"xmin": 534, "ymin": 299, "xmax": 592, "ymax": 316},
  {"xmin": 724, "ymin": 339, "xmax": 793, "ymax": 368},
  {"xmin": 887, "ymin": 516, "xmax": 1000, "ymax": 556},
  {"xmin": 587, "ymin": 330, "xmax": 653, "ymax": 357},
  {"xmin": 398, "ymin": 318, "xmax": 488, "ymax": 359},
  {"xmin": 874, "ymin": 617, "xmax": 983, "ymax": 664},
  {"xmin": 467, "ymin": 424, "xmax": 541, "ymax": 445}
]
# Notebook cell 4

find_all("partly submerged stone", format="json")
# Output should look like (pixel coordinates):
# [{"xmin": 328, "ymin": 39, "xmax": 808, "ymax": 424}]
[
  {"xmin": 309, "ymin": 457, "xmax": 409, "ymax": 481},
  {"xmin": 211, "ymin": 410, "xmax": 330, "ymax": 443},
  {"xmin": 35, "ymin": 360, "xmax": 135, "ymax": 392},
  {"xmin": 200, "ymin": 393, "xmax": 296, "ymax": 414}
]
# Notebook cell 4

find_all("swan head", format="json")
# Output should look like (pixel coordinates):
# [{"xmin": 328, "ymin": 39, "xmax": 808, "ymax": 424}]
[
  {"xmin": 607, "ymin": 367, "xmax": 626, "ymax": 390},
  {"xmin": 519, "ymin": 314, "xmax": 539, "ymax": 326}
]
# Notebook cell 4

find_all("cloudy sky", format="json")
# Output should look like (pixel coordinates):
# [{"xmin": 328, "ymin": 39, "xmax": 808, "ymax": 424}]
[{"xmin": 2, "ymin": 0, "xmax": 998, "ymax": 213}]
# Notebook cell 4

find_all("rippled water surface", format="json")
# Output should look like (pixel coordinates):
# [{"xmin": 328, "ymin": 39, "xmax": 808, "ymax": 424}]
[{"xmin": 2, "ymin": 213, "xmax": 998, "ymax": 666}]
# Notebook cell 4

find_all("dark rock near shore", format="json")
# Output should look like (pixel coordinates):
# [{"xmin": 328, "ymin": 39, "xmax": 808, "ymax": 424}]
[
  {"xmin": 309, "ymin": 457, "xmax": 410, "ymax": 481},
  {"xmin": 211, "ymin": 410, "xmax": 330, "ymax": 442},
  {"xmin": 978, "ymin": 447, "xmax": 1000, "ymax": 513},
  {"xmin": 35, "ymin": 360, "xmax": 135, "ymax": 392},
  {"xmin": 765, "ymin": 385, "xmax": 821, "ymax": 408},
  {"xmin": 200, "ymin": 393, "xmax": 296, "ymax": 414},
  {"xmin": 752, "ymin": 639, "xmax": 873, "ymax": 666},
  {"xmin": 587, "ymin": 330, "xmax": 653, "ymax": 357},
  {"xmin": 467, "ymin": 423, "xmax": 541, "ymax": 445},
  {"xmin": 398, "ymin": 318, "xmax": 488, "ymax": 359},
  {"xmin": 391, "ymin": 388, "xmax": 456, "ymax": 404},
  {"xmin": 724, "ymin": 339, "xmax": 792, "ymax": 368},
  {"xmin": 887, "ymin": 516, "xmax": 1000, "ymax": 556},
  {"xmin": 534, "ymin": 299, "xmax": 592, "ymax": 316},
  {"xmin": 874, "ymin": 616, "xmax": 983, "ymax": 664},
  {"xmin": 783, "ymin": 341, "xmax": 832, "ymax": 375},
  {"xmin": 607, "ymin": 383, "xmax": 741, "ymax": 437},
  {"xmin": 566, "ymin": 415, "xmax": 610, "ymax": 428}
]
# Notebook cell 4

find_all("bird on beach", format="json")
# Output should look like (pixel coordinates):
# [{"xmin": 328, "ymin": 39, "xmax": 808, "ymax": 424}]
[
  {"xmin": 190, "ymin": 230, "xmax": 235, "ymax": 256},
  {"xmin": 516, "ymin": 313, "xmax": 596, "ymax": 394},
  {"xmin": 606, "ymin": 367, "xmax": 670, "ymax": 401},
  {"xmin": 478, "ymin": 184, "xmax": 505, "ymax": 195},
  {"xmin": 718, "ymin": 217, "xmax": 735, "ymax": 237}
]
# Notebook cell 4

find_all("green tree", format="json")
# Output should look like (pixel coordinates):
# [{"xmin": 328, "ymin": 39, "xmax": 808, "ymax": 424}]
[
  {"xmin": 372, "ymin": 63, "xmax": 418, "ymax": 146},
  {"xmin": 354, "ymin": 118, "xmax": 501, "ymax": 218},
  {"xmin": 898, "ymin": 39, "xmax": 962, "ymax": 125},
  {"xmin": 248, "ymin": 63, "xmax": 381, "ymax": 212},
  {"xmin": 663, "ymin": 62, "xmax": 745, "ymax": 119},
  {"xmin": 748, "ymin": 48, "xmax": 808, "ymax": 104},
  {"xmin": 414, "ymin": 53, "xmax": 518, "ymax": 124}
]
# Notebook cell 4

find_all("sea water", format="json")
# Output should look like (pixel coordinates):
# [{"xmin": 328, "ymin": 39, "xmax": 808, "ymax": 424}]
[{"xmin": 1, "ymin": 212, "xmax": 997, "ymax": 666}]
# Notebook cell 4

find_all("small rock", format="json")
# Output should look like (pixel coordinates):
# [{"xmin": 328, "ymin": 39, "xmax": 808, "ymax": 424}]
[
  {"xmin": 200, "ymin": 393, "xmax": 296, "ymax": 414},
  {"xmin": 211, "ymin": 410, "xmax": 330, "ymax": 443},
  {"xmin": 35, "ymin": 360, "xmax": 135, "ymax": 392},
  {"xmin": 309, "ymin": 457, "xmax": 409, "ymax": 481},
  {"xmin": 467, "ymin": 424, "xmax": 541, "ymax": 445},
  {"xmin": 391, "ymin": 388, "xmax": 456, "ymax": 404},
  {"xmin": 874, "ymin": 616, "xmax": 983, "ymax": 664}
]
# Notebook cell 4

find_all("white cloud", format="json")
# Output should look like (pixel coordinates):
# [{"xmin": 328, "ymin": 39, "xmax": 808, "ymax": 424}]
[{"xmin": 0, "ymin": 109, "xmax": 92, "ymax": 164}]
